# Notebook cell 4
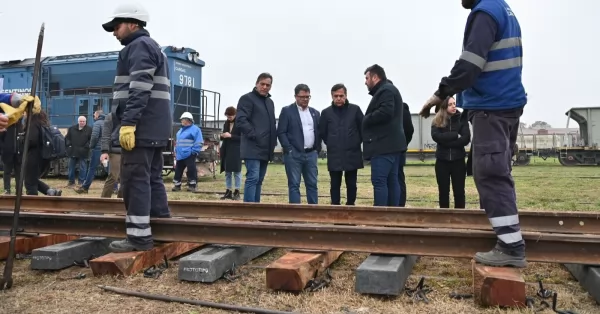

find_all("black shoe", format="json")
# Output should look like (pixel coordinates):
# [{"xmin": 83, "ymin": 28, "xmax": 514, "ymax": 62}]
[
  {"xmin": 187, "ymin": 185, "xmax": 197, "ymax": 192},
  {"xmin": 220, "ymin": 189, "xmax": 232, "ymax": 200},
  {"xmin": 232, "ymin": 189, "xmax": 240, "ymax": 200},
  {"xmin": 172, "ymin": 185, "xmax": 181, "ymax": 192}
]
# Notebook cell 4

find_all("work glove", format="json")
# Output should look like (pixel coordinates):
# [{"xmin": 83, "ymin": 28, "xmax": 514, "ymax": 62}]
[
  {"xmin": 0, "ymin": 95, "xmax": 42, "ymax": 127},
  {"xmin": 119, "ymin": 126, "xmax": 136, "ymax": 151},
  {"xmin": 419, "ymin": 94, "xmax": 443, "ymax": 118}
]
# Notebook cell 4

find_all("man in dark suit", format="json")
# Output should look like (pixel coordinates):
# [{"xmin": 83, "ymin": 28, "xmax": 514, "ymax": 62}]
[
  {"xmin": 277, "ymin": 84, "xmax": 321, "ymax": 204},
  {"xmin": 236, "ymin": 72, "xmax": 278, "ymax": 203}
]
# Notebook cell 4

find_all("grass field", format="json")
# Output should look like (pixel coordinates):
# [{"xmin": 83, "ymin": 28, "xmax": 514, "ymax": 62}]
[{"xmin": 1, "ymin": 157, "xmax": 600, "ymax": 314}]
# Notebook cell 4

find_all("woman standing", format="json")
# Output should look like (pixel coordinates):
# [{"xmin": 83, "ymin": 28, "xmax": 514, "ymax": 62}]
[
  {"xmin": 430, "ymin": 96, "xmax": 470, "ymax": 208},
  {"xmin": 219, "ymin": 106, "xmax": 242, "ymax": 200}
]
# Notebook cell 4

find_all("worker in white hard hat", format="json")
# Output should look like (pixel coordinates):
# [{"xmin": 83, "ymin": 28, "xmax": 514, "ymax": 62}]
[
  {"xmin": 172, "ymin": 112, "xmax": 203, "ymax": 193},
  {"xmin": 102, "ymin": 3, "xmax": 174, "ymax": 253}
]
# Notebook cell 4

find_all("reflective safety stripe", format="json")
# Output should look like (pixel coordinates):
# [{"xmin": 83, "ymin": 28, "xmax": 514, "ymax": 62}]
[
  {"xmin": 113, "ymin": 90, "xmax": 128, "ymax": 100},
  {"xmin": 483, "ymin": 57, "xmax": 522, "ymax": 72},
  {"xmin": 461, "ymin": 36, "xmax": 523, "ymax": 72},
  {"xmin": 490, "ymin": 37, "xmax": 522, "ymax": 51},
  {"xmin": 151, "ymin": 91, "xmax": 170, "ymax": 100},
  {"xmin": 125, "ymin": 215, "xmax": 150, "ymax": 224},
  {"xmin": 489, "ymin": 214, "xmax": 519, "ymax": 228},
  {"xmin": 498, "ymin": 231, "xmax": 523, "ymax": 244},
  {"xmin": 115, "ymin": 75, "xmax": 170, "ymax": 86},
  {"xmin": 188, "ymin": 180, "xmax": 197, "ymax": 185},
  {"xmin": 460, "ymin": 51, "xmax": 486, "ymax": 69},
  {"xmin": 130, "ymin": 81, "xmax": 153, "ymax": 90},
  {"xmin": 126, "ymin": 227, "xmax": 152, "ymax": 237},
  {"xmin": 131, "ymin": 68, "xmax": 156, "ymax": 76}
]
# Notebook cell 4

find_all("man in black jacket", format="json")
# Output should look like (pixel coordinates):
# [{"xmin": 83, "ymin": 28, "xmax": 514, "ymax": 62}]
[
  {"xmin": 319, "ymin": 84, "xmax": 364, "ymax": 205},
  {"xmin": 64, "ymin": 116, "xmax": 92, "ymax": 188},
  {"xmin": 400, "ymin": 102, "xmax": 414, "ymax": 207},
  {"xmin": 362, "ymin": 65, "xmax": 406, "ymax": 206},
  {"xmin": 235, "ymin": 72, "xmax": 278, "ymax": 203},
  {"xmin": 388, "ymin": 80, "xmax": 414, "ymax": 207}
]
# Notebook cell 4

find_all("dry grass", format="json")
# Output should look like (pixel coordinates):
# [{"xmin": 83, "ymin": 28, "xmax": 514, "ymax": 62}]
[{"xmin": 1, "ymin": 157, "xmax": 599, "ymax": 314}]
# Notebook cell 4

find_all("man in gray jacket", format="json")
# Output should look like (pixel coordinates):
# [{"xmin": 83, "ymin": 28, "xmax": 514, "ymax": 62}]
[{"xmin": 100, "ymin": 112, "xmax": 122, "ymax": 198}]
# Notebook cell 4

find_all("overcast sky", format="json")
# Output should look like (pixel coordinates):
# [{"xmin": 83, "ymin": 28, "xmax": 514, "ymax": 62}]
[{"xmin": 1, "ymin": 0, "xmax": 598, "ymax": 128}]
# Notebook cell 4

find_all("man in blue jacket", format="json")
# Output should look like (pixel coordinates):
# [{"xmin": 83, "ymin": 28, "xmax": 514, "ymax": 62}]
[
  {"xmin": 172, "ymin": 112, "xmax": 203, "ymax": 192},
  {"xmin": 419, "ymin": 0, "xmax": 527, "ymax": 268},
  {"xmin": 102, "ymin": 3, "xmax": 172, "ymax": 253}
]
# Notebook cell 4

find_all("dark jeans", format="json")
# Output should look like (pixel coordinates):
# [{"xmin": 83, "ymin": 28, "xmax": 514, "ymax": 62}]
[
  {"xmin": 469, "ymin": 108, "xmax": 525, "ymax": 253},
  {"xmin": 173, "ymin": 155, "xmax": 198, "ymax": 187},
  {"xmin": 370, "ymin": 153, "xmax": 402, "ymax": 207},
  {"xmin": 435, "ymin": 158, "xmax": 466, "ymax": 208},
  {"xmin": 243, "ymin": 159, "xmax": 268, "ymax": 203},
  {"xmin": 283, "ymin": 150, "xmax": 318, "ymax": 204},
  {"xmin": 398, "ymin": 153, "xmax": 406, "ymax": 207},
  {"xmin": 68, "ymin": 157, "xmax": 87, "ymax": 185},
  {"xmin": 329, "ymin": 170, "xmax": 357, "ymax": 205},
  {"xmin": 82, "ymin": 149, "xmax": 102, "ymax": 190}
]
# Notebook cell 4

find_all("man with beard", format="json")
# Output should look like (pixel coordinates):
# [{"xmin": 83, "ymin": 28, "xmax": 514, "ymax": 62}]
[{"xmin": 419, "ymin": 0, "xmax": 527, "ymax": 268}]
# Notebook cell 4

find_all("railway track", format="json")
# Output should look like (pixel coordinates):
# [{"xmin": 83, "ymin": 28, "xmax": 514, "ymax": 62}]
[
  {"xmin": 1, "ymin": 196, "xmax": 599, "ymax": 312},
  {"xmin": 0, "ymin": 196, "xmax": 598, "ymax": 234}
]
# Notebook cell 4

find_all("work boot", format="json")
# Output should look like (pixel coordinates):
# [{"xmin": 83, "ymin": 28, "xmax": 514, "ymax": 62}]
[
  {"xmin": 108, "ymin": 239, "xmax": 151, "ymax": 253},
  {"xmin": 64, "ymin": 182, "xmax": 75, "ymax": 188},
  {"xmin": 47, "ymin": 189, "xmax": 62, "ymax": 197},
  {"xmin": 187, "ymin": 185, "xmax": 197, "ymax": 192},
  {"xmin": 474, "ymin": 247, "xmax": 527, "ymax": 268},
  {"xmin": 74, "ymin": 186, "xmax": 88, "ymax": 194},
  {"xmin": 232, "ymin": 189, "xmax": 240, "ymax": 200},
  {"xmin": 172, "ymin": 185, "xmax": 181, "ymax": 192},
  {"xmin": 3, "ymin": 190, "xmax": 10, "ymax": 195},
  {"xmin": 220, "ymin": 189, "xmax": 232, "ymax": 200}
]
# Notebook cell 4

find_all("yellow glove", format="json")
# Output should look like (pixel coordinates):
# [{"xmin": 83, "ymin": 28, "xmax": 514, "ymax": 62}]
[
  {"xmin": 0, "ymin": 102, "xmax": 25, "ymax": 127},
  {"xmin": 19, "ymin": 95, "xmax": 42, "ymax": 114},
  {"xmin": 119, "ymin": 125, "xmax": 136, "ymax": 151}
]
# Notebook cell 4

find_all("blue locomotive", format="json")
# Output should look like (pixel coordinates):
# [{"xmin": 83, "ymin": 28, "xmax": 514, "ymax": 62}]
[{"xmin": 0, "ymin": 46, "xmax": 222, "ymax": 178}]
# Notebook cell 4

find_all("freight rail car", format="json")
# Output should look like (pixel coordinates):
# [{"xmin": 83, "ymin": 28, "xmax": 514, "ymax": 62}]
[
  {"xmin": 511, "ymin": 107, "xmax": 600, "ymax": 166},
  {"xmin": 0, "ymin": 46, "xmax": 221, "ymax": 178}
]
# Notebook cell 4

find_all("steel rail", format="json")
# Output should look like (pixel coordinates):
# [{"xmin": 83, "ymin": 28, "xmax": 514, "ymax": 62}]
[
  {"xmin": 0, "ymin": 196, "xmax": 598, "ymax": 235},
  {"xmin": 0, "ymin": 211, "xmax": 599, "ymax": 264}
]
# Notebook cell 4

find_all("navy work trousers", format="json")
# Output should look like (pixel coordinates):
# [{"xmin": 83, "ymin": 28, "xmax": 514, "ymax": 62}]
[
  {"xmin": 283, "ymin": 150, "xmax": 318, "ymax": 204},
  {"xmin": 121, "ymin": 147, "xmax": 171, "ymax": 249},
  {"xmin": 469, "ymin": 107, "xmax": 525, "ymax": 253},
  {"xmin": 173, "ymin": 155, "xmax": 198, "ymax": 187}
]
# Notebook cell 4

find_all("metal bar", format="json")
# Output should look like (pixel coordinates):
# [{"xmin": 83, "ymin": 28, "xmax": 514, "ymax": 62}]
[
  {"xmin": 0, "ymin": 211, "xmax": 599, "ymax": 265},
  {"xmin": 0, "ymin": 196, "xmax": 598, "ymax": 235}
]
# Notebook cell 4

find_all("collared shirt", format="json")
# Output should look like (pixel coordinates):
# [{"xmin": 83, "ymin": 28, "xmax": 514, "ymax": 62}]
[{"xmin": 296, "ymin": 104, "xmax": 314, "ymax": 149}]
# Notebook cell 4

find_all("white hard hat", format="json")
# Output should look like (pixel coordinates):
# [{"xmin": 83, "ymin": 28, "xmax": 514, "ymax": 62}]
[
  {"xmin": 102, "ymin": 3, "xmax": 150, "ymax": 32},
  {"xmin": 180, "ymin": 112, "xmax": 194, "ymax": 121}
]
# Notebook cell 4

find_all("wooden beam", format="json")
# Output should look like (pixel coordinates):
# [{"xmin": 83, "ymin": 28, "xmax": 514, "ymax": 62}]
[
  {"xmin": 89, "ymin": 242, "xmax": 204, "ymax": 277},
  {"xmin": 472, "ymin": 260, "xmax": 526, "ymax": 308},
  {"xmin": 0, "ymin": 234, "xmax": 79, "ymax": 260},
  {"xmin": 266, "ymin": 250, "xmax": 343, "ymax": 292}
]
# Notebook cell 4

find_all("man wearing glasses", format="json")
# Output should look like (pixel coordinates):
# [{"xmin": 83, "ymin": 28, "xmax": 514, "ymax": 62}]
[{"xmin": 277, "ymin": 84, "xmax": 321, "ymax": 204}]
